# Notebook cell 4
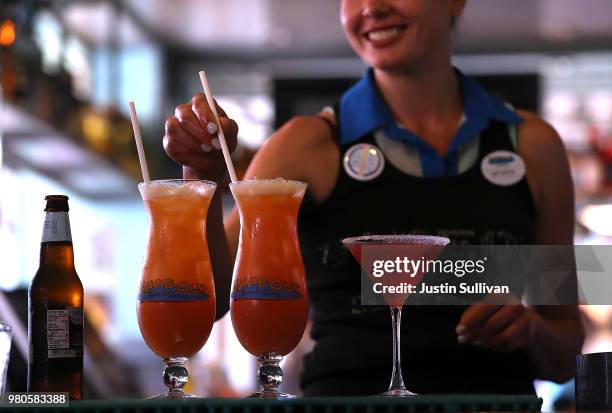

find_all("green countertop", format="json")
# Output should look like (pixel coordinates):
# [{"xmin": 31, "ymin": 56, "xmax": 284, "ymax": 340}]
[{"xmin": 0, "ymin": 394, "xmax": 542, "ymax": 412}]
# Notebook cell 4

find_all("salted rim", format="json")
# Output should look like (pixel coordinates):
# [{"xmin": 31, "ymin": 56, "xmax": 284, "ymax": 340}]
[
  {"xmin": 229, "ymin": 179, "xmax": 307, "ymax": 196},
  {"xmin": 138, "ymin": 179, "xmax": 216, "ymax": 200},
  {"xmin": 229, "ymin": 178, "xmax": 307, "ymax": 188},
  {"xmin": 342, "ymin": 234, "xmax": 450, "ymax": 246},
  {"xmin": 138, "ymin": 179, "xmax": 217, "ymax": 190}
]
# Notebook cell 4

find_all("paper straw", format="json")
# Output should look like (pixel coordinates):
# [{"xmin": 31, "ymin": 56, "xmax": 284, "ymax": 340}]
[
  {"xmin": 198, "ymin": 70, "xmax": 238, "ymax": 183},
  {"xmin": 128, "ymin": 101, "xmax": 150, "ymax": 182}
]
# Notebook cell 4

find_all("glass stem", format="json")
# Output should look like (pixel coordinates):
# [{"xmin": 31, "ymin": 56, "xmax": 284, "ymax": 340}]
[
  {"xmin": 388, "ymin": 305, "xmax": 407, "ymax": 392},
  {"xmin": 257, "ymin": 353, "xmax": 283, "ymax": 398},
  {"xmin": 163, "ymin": 356, "xmax": 189, "ymax": 397}
]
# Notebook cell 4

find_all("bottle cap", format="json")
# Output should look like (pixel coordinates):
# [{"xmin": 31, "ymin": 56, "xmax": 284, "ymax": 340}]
[{"xmin": 44, "ymin": 195, "xmax": 69, "ymax": 212}]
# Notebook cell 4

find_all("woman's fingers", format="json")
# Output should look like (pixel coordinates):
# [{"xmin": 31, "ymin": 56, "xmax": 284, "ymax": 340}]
[
  {"xmin": 162, "ymin": 94, "xmax": 240, "ymax": 175},
  {"xmin": 485, "ymin": 311, "xmax": 532, "ymax": 351},
  {"xmin": 457, "ymin": 304, "xmax": 500, "ymax": 335},
  {"xmin": 468, "ymin": 305, "xmax": 523, "ymax": 345},
  {"xmin": 175, "ymin": 103, "xmax": 211, "ymax": 144},
  {"xmin": 457, "ymin": 304, "xmax": 536, "ymax": 352},
  {"xmin": 191, "ymin": 94, "xmax": 239, "ymax": 150},
  {"xmin": 191, "ymin": 93, "xmax": 220, "ymax": 134},
  {"xmin": 164, "ymin": 117, "xmax": 204, "ymax": 159}
]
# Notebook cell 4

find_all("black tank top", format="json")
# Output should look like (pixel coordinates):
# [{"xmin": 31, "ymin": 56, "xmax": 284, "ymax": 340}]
[{"xmin": 297, "ymin": 107, "xmax": 537, "ymax": 396}]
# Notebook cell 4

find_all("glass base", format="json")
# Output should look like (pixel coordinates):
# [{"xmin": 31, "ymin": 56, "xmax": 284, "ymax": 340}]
[
  {"xmin": 251, "ymin": 353, "xmax": 295, "ymax": 399},
  {"xmin": 154, "ymin": 356, "xmax": 194, "ymax": 400},
  {"xmin": 381, "ymin": 387, "xmax": 417, "ymax": 397},
  {"xmin": 247, "ymin": 390, "xmax": 296, "ymax": 400},
  {"xmin": 147, "ymin": 391, "xmax": 197, "ymax": 400}
]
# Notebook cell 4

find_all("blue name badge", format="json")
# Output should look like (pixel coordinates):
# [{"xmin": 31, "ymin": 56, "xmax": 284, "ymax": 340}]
[{"xmin": 481, "ymin": 150, "xmax": 526, "ymax": 186}]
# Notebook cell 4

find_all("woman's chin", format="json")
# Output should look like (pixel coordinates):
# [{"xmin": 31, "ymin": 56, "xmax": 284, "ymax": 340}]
[{"xmin": 368, "ymin": 56, "xmax": 417, "ymax": 73}]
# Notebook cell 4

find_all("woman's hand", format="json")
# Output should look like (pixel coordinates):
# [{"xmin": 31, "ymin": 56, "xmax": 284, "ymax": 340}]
[
  {"xmin": 163, "ymin": 93, "xmax": 239, "ymax": 180},
  {"xmin": 456, "ymin": 303, "xmax": 539, "ymax": 352}
]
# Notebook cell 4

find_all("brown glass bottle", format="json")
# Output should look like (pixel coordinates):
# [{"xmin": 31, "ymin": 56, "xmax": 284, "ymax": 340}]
[{"xmin": 28, "ymin": 195, "xmax": 84, "ymax": 400}]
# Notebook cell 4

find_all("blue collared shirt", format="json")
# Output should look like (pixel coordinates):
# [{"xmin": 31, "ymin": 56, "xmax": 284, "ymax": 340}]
[{"xmin": 339, "ymin": 68, "xmax": 523, "ymax": 177}]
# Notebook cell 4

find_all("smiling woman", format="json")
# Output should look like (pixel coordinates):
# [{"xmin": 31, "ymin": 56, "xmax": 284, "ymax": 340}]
[{"xmin": 162, "ymin": 0, "xmax": 584, "ymax": 397}]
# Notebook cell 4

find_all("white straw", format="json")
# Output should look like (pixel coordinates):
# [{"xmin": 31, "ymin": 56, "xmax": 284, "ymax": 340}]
[
  {"xmin": 198, "ymin": 70, "xmax": 238, "ymax": 183},
  {"xmin": 128, "ymin": 101, "xmax": 150, "ymax": 182}
]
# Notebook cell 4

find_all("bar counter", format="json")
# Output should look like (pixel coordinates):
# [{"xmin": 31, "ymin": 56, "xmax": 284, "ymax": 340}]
[{"xmin": 0, "ymin": 394, "xmax": 542, "ymax": 412}]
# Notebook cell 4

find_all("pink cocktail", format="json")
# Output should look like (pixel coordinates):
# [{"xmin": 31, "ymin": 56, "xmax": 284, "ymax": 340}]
[{"xmin": 342, "ymin": 234, "xmax": 449, "ymax": 397}]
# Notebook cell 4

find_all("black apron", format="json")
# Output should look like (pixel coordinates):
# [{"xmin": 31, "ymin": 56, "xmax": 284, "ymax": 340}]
[{"xmin": 297, "ymin": 105, "xmax": 537, "ymax": 396}]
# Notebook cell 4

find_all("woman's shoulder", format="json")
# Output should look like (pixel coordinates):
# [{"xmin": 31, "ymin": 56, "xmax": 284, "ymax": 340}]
[
  {"xmin": 515, "ymin": 109, "xmax": 568, "ymax": 165},
  {"xmin": 514, "ymin": 109, "xmax": 572, "ymax": 211},
  {"xmin": 245, "ymin": 114, "xmax": 339, "ymax": 190},
  {"xmin": 264, "ymin": 114, "xmax": 337, "ymax": 154},
  {"xmin": 244, "ymin": 114, "xmax": 340, "ymax": 203},
  {"xmin": 515, "ymin": 109, "xmax": 565, "ymax": 151}
]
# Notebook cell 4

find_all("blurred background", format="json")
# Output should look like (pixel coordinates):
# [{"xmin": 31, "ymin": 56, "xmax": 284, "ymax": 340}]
[{"xmin": 0, "ymin": 0, "xmax": 611, "ymax": 408}]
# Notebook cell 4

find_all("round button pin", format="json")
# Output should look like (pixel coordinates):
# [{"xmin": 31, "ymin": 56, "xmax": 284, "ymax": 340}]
[
  {"xmin": 481, "ymin": 150, "xmax": 526, "ymax": 186},
  {"xmin": 343, "ymin": 143, "xmax": 386, "ymax": 181}
]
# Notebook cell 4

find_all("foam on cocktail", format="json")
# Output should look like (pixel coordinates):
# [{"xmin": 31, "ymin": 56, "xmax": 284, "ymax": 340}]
[
  {"xmin": 138, "ymin": 180, "xmax": 215, "ymax": 201},
  {"xmin": 230, "ymin": 178, "xmax": 307, "ymax": 197}
]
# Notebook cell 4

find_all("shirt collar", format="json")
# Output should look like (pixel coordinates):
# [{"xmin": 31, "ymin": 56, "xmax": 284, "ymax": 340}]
[{"xmin": 339, "ymin": 67, "xmax": 523, "ymax": 150}]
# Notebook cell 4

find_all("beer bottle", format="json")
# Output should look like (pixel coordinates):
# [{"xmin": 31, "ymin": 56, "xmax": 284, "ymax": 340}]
[{"xmin": 28, "ymin": 195, "xmax": 84, "ymax": 400}]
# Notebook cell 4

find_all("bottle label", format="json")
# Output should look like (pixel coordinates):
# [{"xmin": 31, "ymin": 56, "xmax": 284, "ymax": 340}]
[
  {"xmin": 46, "ymin": 308, "xmax": 83, "ymax": 359},
  {"xmin": 138, "ymin": 278, "xmax": 210, "ymax": 302},
  {"xmin": 42, "ymin": 212, "xmax": 72, "ymax": 243}
]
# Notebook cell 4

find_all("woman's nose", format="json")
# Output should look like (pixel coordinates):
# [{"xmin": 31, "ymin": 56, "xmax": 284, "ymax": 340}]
[{"xmin": 362, "ymin": 0, "xmax": 392, "ymax": 18}]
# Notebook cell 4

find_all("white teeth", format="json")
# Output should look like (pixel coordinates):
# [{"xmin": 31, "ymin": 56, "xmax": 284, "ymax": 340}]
[{"xmin": 368, "ymin": 27, "xmax": 402, "ymax": 41}]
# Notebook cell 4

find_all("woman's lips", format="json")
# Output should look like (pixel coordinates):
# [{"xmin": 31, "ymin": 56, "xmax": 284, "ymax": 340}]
[{"xmin": 363, "ymin": 25, "xmax": 407, "ymax": 45}]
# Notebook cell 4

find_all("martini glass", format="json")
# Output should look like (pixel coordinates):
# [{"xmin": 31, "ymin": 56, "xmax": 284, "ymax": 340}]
[{"xmin": 342, "ymin": 235, "xmax": 449, "ymax": 397}]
